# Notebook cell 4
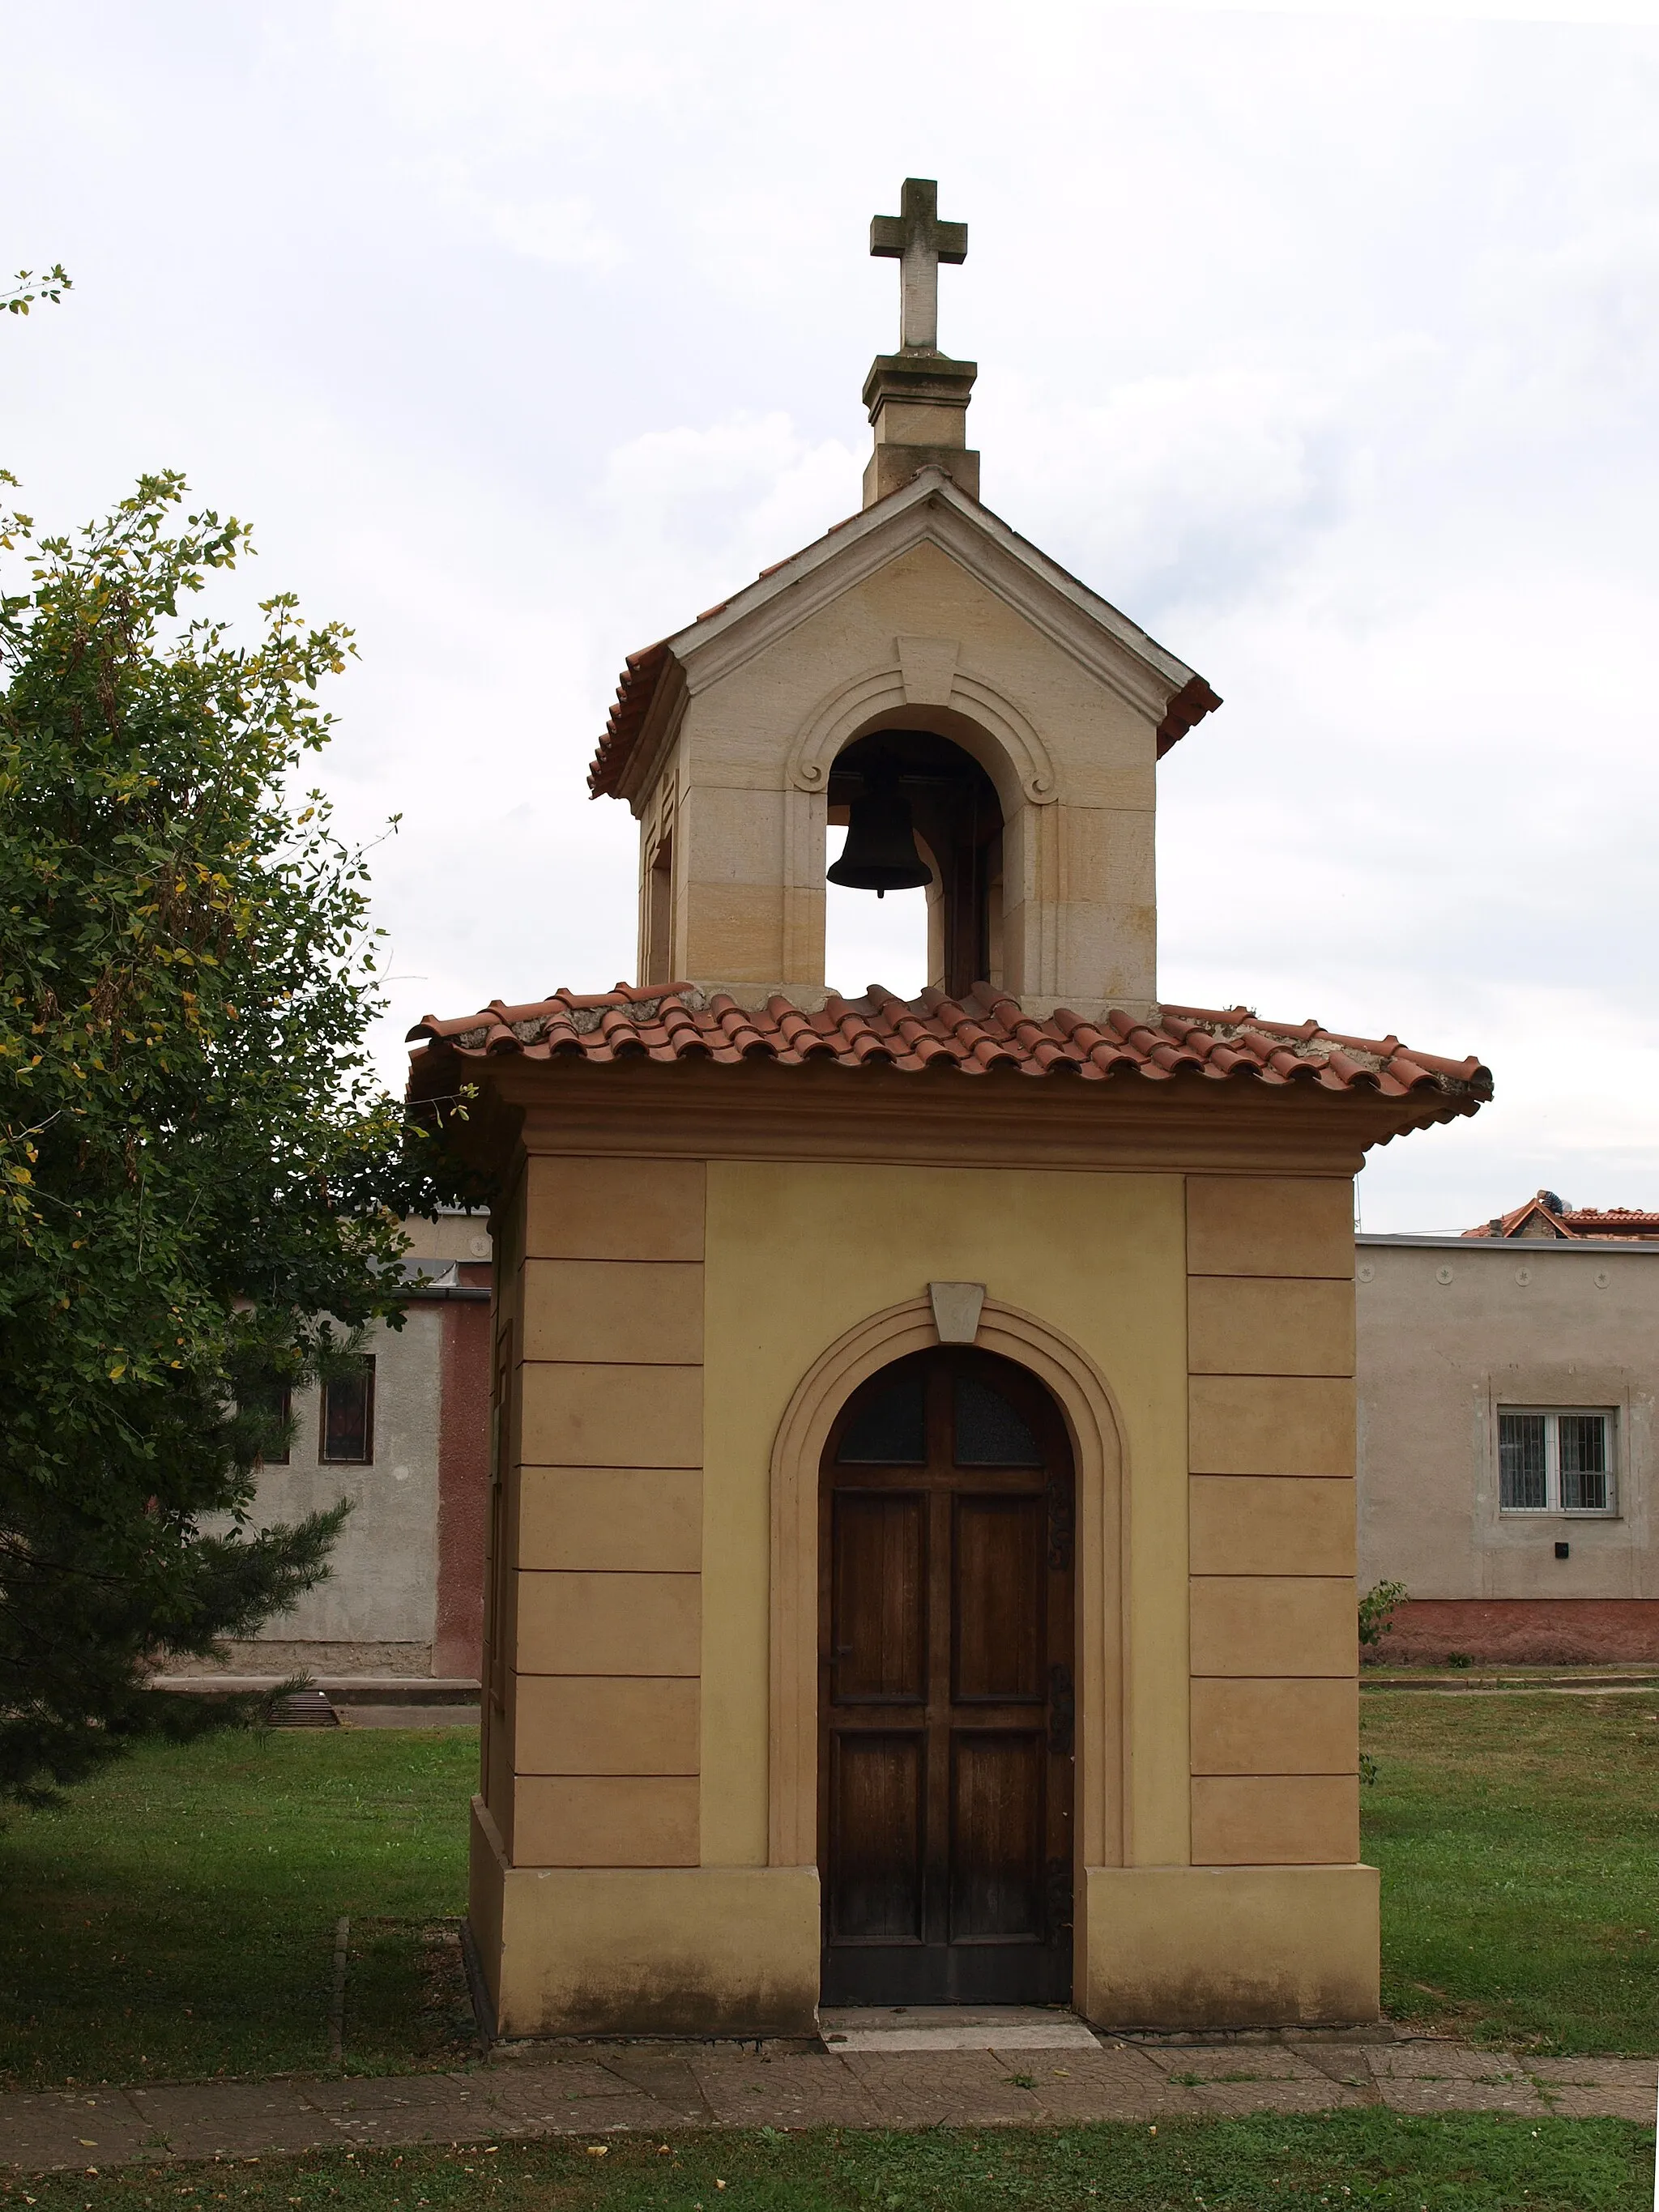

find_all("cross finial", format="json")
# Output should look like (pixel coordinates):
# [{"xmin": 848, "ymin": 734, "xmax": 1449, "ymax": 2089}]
[{"xmin": 870, "ymin": 177, "xmax": 967, "ymax": 353}]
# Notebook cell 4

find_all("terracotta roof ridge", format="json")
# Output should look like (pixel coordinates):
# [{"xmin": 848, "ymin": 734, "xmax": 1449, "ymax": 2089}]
[{"xmin": 406, "ymin": 982, "xmax": 1489, "ymax": 1114}]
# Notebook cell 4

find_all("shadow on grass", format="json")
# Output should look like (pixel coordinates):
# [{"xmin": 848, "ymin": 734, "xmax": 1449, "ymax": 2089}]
[{"xmin": 0, "ymin": 1731, "xmax": 478, "ymax": 2086}]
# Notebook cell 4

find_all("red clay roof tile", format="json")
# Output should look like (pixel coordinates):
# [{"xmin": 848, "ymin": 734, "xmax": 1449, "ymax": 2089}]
[
  {"xmin": 407, "ymin": 982, "xmax": 1491, "ymax": 1105},
  {"xmin": 1463, "ymin": 1192, "xmax": 1659, "ymax": 1240}
]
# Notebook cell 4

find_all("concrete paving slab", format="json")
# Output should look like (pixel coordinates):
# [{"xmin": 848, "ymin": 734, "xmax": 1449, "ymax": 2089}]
[
  {"xmin": 690, "ymin": 2053, "xmax": 882, "ymax": 2129},
  {"xmin": 1526, "ymin": 2056, "xmax": 1658, "ymax": 2089},
  {"xmin": 1143, "ymin": 2046, "xmax": 1328, "ymax": 2082},
  {"xmin": 821, "ymin": 2005, "xmax": 1098, "ymax": 2052},
  {"xmin": 300, "ymin": 2073, "xmax": 517, "ymax": 2146},
  {"xmin": 1532, "ymin": 2083, "xmax": 1657, "ymax": 2121},
  {"xmin": 520, "ymin": 2094, "xmax": 683, "ymax": 2137},
  {"xmin": 128, "ymin": 2083, "xmax": 340, "ymax": 2158},
  {"xmin": 585, "ymin": 2048, "xmax": 715, "ymax": 2120},
  {"xmin": 1365, "ymin": 2045, "xmax": 1546, "ymax": 2117},
  {"xmin": 0, "ymin": 2035, "xmax": 1650, "ymax": 2168},
  {"xmin": 0, "ymin": 2090, "xmax": 151, "ymax": 2172},
  {"xmin": 839, "ymin": 2049, "xmax": 1045, "ymax": 2127},
  {"xmin": 1019, "ymin": 2048, "xmax": 1187, "ymax": 2123},
  {"xmin": 1367, "ymin": 2044, "xmax": 1526, "ymax": 2081},
  {"xmin": 1191, "ymin": 2078, "xmax": 1369, "ymax": 2116},
  {"xmin": 485, "ymin": 2061, "xmax": 646, "ymax": 2112},
  {"xmin": 828, "ymin": 2022, "xmax": 1099, "ymax": 2050},
  {"xmin": 485, "ymin": 2063, "xmax": 677, "ymax": 2137}
]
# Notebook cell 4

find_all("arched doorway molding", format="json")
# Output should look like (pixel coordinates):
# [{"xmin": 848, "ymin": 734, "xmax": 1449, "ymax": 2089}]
[{"xmin": 768, "ymin": 1294, "xmax": 1126, "ymax": 1887}]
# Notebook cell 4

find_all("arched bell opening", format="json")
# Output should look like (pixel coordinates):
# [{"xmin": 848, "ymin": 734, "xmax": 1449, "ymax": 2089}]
[{"xmin": 826, "ymin": 729, "xmax": 1004, "ymax": 999}]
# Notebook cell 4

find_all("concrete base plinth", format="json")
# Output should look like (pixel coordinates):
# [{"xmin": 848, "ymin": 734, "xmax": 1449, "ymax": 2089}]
[
  {"xmin": 467, "ymin": 1796, "xmax": 821, "ymax": 2039},
  {"xmin": 1081, "ymin": 1864, "xmax": 1380, "ymax": 2030}
]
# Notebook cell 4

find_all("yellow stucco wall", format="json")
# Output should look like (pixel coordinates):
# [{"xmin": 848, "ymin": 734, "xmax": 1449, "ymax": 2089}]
[{"xmin": 699, "ymin": 1159, "xmax": 1190, "ymax": 1870}]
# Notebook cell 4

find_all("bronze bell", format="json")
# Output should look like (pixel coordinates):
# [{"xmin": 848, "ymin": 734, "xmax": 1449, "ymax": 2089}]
[{"xmin": 826, "ymin": 771, "xmax": 933, "ymax": 898}]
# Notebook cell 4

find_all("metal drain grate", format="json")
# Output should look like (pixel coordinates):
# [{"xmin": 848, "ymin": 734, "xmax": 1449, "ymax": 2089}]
[{"xmin": 271, "ymin": 1688, "xmax": 339, "ymax": 1728}]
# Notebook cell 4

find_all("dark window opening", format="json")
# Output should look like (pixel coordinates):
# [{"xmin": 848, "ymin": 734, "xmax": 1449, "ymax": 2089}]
[
  {"xmin": 245, "ymin": 1377, "xmax": 292, "ymax": 1467},
  {"xmin": 953, "ymin": 1372, "xmax": 1043, "ymax": 1466},
  {"xmin": 646, "ymin": 832, "xmax": 673, "ymax": 987},
  {"xmin": 836, "ymin": 1370, "xmax": 928, "ymax": 1464},
  {"xmin": 321, "ymin": 1357, "xmax": 376, "ymax": 1465}
]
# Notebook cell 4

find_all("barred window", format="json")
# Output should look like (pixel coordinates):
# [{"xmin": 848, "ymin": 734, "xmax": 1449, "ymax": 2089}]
[
  {"xmin": 321, "ymin": 1357, "xmax": 376, "ymax": 1465},
  {"xmin": 1498, "ymin": 1409, "xmax": 1614, "ymax": 1515},
  {"xmin": 1498, "ymin": 1411, "xmax": 1546, "ymax": 1509}
]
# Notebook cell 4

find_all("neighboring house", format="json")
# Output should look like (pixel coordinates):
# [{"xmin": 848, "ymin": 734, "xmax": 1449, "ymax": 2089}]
[
  {"xmin": 1357, "ymin": 1191, "xmax": 1659, "ymax": 1664},
  {"xmin": 178, "ymin": 1213, "xmax": 492, "ymax": 1684}
]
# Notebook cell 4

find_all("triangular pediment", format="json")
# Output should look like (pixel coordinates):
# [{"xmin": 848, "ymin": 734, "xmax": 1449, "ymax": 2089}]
[{"xmin": 591, "ymin": 467, "xmax": 1218, "ymax": 806}]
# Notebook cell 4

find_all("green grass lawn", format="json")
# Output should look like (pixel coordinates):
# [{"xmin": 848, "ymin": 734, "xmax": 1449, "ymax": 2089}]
[
  {"xmin": 3, "ymin": 2116, "xmax": 1652, "ymax": 2212},
  {"xmin": 1362, "ymin": 1690, "xmax": 1659, "ymax": 2054},
  {"xmin": 0, "ymin": 1692, "xmax": 1653, "ymax": 2102},
  {"xmin": 0, "ymin": 1729, "xmax": 477, "ymax": 2088}
]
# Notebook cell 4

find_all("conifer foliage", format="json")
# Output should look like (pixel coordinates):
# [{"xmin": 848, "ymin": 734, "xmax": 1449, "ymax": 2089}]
[{"xmin": 0, "ymin": 471, "xmax": 467, "ymax": 1803}]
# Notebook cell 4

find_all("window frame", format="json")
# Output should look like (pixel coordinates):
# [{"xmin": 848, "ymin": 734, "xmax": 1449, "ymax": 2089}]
[
  {"xmin": 319, "ymin": 1356, "xmax": 377, "ymax": 1467},
  {"xmin": 247, "ymin": 1377, "xmax": 292, "ymax": 1468},
  {"xmin": 1496, "ymin": 1404, "xmax": 1618, "ymax": 1518}
]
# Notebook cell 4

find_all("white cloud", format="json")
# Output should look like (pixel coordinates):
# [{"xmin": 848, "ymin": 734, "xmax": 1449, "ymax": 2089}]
[{"xmin": 4, "ymin": 0, "xmax": 1659, "ymax": 1234}]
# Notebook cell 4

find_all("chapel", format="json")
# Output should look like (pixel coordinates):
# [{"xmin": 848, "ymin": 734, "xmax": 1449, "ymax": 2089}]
[{"xmin": 408, "ymin": 180, "xmax": 1492, "ymax": 2039}]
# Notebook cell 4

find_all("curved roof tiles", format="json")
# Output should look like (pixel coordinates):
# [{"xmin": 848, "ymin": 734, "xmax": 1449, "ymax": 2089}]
[{"xmin": 408, "ymin": 982, "xmax": 1491, "ymax": 1105}]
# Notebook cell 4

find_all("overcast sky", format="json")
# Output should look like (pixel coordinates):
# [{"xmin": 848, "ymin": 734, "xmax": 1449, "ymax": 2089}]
[{"xmin": 5, "ymin": 0, "xmax": 1657, "ymax": 1230}]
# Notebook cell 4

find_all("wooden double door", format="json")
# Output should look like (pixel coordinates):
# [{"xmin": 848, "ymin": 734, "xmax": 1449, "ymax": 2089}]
[{"xmin": 818, "ymin": 1347, "xmax": 1075, "ymax": 2005}]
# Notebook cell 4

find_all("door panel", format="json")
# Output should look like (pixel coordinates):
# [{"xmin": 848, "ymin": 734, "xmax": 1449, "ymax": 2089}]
[
  {"xmin": 832, "ymin": 1492, "xmax": 926, "ymax": 1703},
  {"xmin": 820, "ymin": 1349, "xmax": 1074, "ymax": 2005},
  {"xmin": 953, "ymin": 1495, "xmax": 1044, "ymax": 1703},
  {"xmin": 828, "ymin": 1732, "xmax": 925, "ymax": 1942},
  {"xmin": 949, "ymin": 1731, "xmax": 1044, "ymax": 1939}
]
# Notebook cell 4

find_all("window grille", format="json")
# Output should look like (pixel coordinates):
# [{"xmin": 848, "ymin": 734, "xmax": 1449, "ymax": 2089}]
[{"xmin": 1497, "ymin": 1408, "xmax": 1615, "ymax": 1515}]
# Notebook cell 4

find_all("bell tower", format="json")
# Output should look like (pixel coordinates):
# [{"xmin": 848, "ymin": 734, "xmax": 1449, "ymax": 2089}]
[
  {"xmin": 597, "ymin": 178, "xmax": 1220, "ymax": 1021},
  {"xmin": 413, "ymin": 173, "xmax": 1489, "ymax": 2052}
]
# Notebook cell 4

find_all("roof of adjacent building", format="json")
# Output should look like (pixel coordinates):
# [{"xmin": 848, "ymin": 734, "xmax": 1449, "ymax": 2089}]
[
  {"xmin": 585, "ymin": 471, "xmax": 1222, "ymax": 802},
  {"xmin": 407, "ymin": 982, "xmax": 1491, "ymax": 1103},
  {"xmin": 1462, "ymin": 1190, "xmax": 1659, "ymax": 1242}
]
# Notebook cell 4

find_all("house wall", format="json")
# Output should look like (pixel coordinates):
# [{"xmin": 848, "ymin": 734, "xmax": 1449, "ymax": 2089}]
[
  {"xmin": 1355, "ymin": 1235, "xmax": 1659, "ymax": 1662},
  {"xmin": 182, "ymin": 1215, "xmax": 492, "ymax": 1680}
]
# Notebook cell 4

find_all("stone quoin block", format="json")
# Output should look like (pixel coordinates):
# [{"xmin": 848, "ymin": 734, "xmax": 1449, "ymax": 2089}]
[
  {"xmin": 1190, "ymin": 1774, "xmax": 1360, "ymax": 1867},
  {"xmin": 514, "ymin": 1570, "xmax": 702, "ymax": 1677},
  {"xmin": 1187, "ymin": 1276, "xmax": 1354, "ymax": 1378},
  {"xmin": 1186, "ymin": 1178, "xmax": 1356, "ymax": 1281},
  {"xmin": 1189, "ymin": 1575, "xmax": 1357, "ymax": 1678},
  {"xmin": 1188, "ymin": 1476, "xmax": 1356, "ymax": 1579},
  {"xmin": 518, "ymin": 1467, "xmax": 702, "ymax": 1573}
]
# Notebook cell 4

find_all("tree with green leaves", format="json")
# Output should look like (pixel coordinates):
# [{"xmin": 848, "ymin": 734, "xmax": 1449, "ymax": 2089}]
[{"xmin": 0, "ymin": 466, "xmax": 476, "ymax": 1805}]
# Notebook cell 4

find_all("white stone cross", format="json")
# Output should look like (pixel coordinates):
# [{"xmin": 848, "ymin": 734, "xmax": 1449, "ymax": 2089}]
[{"xmin": 870, "ymin": 177, "xmax": 967, "ymax": 353}]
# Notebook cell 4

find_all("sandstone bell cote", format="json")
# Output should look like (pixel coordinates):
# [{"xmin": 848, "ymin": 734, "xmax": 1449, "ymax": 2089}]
[{"xmin": 590, "ymin": 178, "xmax": 1222, "ymax": 1022}]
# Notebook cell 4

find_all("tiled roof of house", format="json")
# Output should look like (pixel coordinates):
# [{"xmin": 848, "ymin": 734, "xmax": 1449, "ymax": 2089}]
[
  {"xmin": 1464, "ymin": 1192, "xmax": 1659, "ymax": 1240},
  {"xmin": 407, "ymin": 983, "xmax": 1491, "ymax": 1102}
]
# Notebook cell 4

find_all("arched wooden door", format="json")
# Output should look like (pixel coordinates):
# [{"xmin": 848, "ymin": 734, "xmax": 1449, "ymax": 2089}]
[{"xmin": 818, "ymin": 1346, "xmax": 1075, "ymax": 2005}]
